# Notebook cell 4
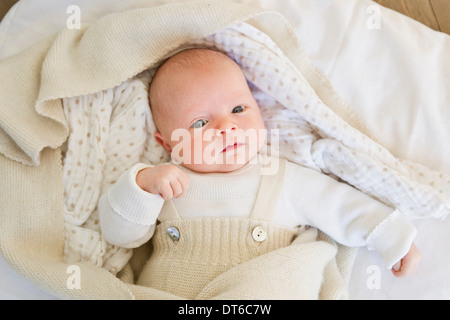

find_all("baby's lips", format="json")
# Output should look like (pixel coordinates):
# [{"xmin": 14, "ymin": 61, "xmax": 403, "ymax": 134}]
[{"xmin": 222, "ymin": 142, "xmax": 245, "ymax": 153}]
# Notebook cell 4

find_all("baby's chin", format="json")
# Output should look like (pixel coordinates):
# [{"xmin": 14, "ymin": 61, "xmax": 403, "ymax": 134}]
[
  {"xmin": 178, "ymin": 150, "xmax": 259, "ymax": 173},
  {"xmin": 181, "ymin": 161, "xmax": 249, "ymax": 174}
]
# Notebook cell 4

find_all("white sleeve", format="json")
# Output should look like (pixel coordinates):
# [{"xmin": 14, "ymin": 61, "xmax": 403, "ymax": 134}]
[
  {"xmin": 286, "ymin": 162, "xmax": 416, "ymax": 269},
  {"xmin": 98, "ymin": 163, "xmax": 165, "ymax": 248}
]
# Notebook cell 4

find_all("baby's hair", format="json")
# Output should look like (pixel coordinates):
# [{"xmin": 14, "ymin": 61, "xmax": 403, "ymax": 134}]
[
  {"xmin": 149, "ymin": 48, "xmax": 234, "ymax": 132},
  {"xmin": 160, "ymin": 48, "xmax": 227, "ymax": 70}
]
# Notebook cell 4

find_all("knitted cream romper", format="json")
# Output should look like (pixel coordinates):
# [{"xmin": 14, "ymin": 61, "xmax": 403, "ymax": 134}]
[{"xmin": 137, "ymin": 159, "xmax": 299, "ymax": 299}]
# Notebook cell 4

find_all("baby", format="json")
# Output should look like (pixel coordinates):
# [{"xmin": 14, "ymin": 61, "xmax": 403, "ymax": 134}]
[{"xmin": 99, "ymin": 48, "xmax": 421, "ymax": 297}]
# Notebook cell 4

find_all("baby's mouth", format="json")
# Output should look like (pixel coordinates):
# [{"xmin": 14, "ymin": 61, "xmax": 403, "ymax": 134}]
[{"xmin": 222, "ymin": 142, "xmax": 244, "ymax": 153}]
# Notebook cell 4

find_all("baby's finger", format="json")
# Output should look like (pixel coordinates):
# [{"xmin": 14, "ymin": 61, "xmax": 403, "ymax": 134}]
[
  {"xmin": 170, "ymin": 179, "xmax": 184, "ymax": 198},
  {"xmin": 391, "ymin": 266, "xmax": 404, "ymax": 277},
  {"xmin": 159, "ymin": 182, "xmax": 174, "ymax": 200},
  {"xmin": 177, "ymin": 170, "xmax": 189, "ymax": 189},
  {"xmin": 176, "ymin": 174, "xmax": 189, "ymax": 197},
  {"xmin": 392, "ymin": 261, "xmax": 402, "ymax": 272},
  {"xmin": 391, "ymin": 263, "xmax": 403, "ymax": 277}
]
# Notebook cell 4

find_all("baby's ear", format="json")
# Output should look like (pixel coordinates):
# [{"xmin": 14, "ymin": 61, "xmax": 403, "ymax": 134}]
[{"xmin": 154, "ymin": 132, "xmax": 172, "ymax": 153}]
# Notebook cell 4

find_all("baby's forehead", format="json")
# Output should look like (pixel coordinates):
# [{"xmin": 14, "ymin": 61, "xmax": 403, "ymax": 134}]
[
  {"xmin": 158, "ymin": 49, "xmax": 236, "ymax": 80},
  {"xmin": 150, "ymin": 49, "xmax": 237, "ymax": 98}
]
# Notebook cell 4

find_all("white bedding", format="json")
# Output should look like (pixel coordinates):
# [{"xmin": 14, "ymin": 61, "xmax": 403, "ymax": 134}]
[{"xmin": 1, "ymin": 0, "xmax": 449, "ymax": 300}]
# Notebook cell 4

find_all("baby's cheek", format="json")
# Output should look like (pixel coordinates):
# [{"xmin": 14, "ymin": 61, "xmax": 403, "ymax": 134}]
[
  {"xmin": 201, "ymin": 135, "xmax": 224, "ymax": 163},
  {"xmin": 193, "ymin": 137, "xmax": 206, "ymax": 163},
  {"xmin": 245, "ymin": 126, "xmax": 267, "ymax": 152}
]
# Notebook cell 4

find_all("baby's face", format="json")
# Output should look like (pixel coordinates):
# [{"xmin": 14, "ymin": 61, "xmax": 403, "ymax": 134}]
[{"xmin": 153, "ymin": 54, "xmax": 266, "ymax": 173}]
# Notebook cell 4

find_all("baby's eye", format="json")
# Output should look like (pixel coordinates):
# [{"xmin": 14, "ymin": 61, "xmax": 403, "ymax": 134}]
[
  {"xmin": 232, "ymin": 106, "xmax": 245, "ymax": 114},
  {"xmin": 191, "ymin": 119, "xmax": 208, "ymax": 129}
]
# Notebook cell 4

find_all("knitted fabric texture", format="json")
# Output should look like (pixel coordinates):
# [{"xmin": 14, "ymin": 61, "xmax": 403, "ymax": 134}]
[{"xmin": 138, "ymin": 218, "xmax": 299, "ymax": 299}]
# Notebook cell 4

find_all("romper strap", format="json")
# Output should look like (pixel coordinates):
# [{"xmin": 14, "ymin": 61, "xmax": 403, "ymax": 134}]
[
  {"xmin": 157, "ymin": 199, "xmax": 182, "ymax": 222},
  {"xmin": 250, "ymin": 157, "xmax": 287, "ymax": 221}
]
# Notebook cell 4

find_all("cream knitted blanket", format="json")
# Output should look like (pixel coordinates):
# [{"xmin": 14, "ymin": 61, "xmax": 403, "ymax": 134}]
[{"xmin": 0, "ymin": 0, "xmax": 449, "ymax": 300}]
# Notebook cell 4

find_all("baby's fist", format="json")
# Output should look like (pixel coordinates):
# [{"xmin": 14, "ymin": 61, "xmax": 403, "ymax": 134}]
[
  {"xmin": 136, "ymin": 165, "xmax": 189, "ymax": 200},
  {"xmin": 392, "ymin": 243, "xmax": 421, "ymax": 278}
]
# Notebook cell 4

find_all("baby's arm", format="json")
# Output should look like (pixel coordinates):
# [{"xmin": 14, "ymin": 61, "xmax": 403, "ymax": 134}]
[
  {"xmin": 285, "ymin": 162, "xmax": 419, "ymax": 275},
  {"xmin": 98, "ymin": 163, "xmax": 188, "ymax": 248}
]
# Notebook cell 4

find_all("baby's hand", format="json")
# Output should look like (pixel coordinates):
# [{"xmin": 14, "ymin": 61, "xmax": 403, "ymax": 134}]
[
  {"xmin": 391, "ymin": 243, "xmax": 421, "ymax": 278},
  {"xmin": 136, "ymin": 165, "xmax": 189, "ymax": 200}
]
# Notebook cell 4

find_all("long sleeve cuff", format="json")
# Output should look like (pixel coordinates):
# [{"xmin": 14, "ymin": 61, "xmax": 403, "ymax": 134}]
[
  {"xmin": 366, "ymin": 210, "xmax": 417, "ymax": 269},
  {"xmin": 108, "ymin": 163, "xmax": 164, "ymax": 226}
]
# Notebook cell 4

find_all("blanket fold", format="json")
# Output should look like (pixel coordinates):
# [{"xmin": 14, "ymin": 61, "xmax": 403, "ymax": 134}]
[
  {"xmin": 0, "ymin": 36, "xmax": 64, "ymax": 166},
  {"xmin": 0, "ymin": 0, "xmax": 449, "ymax": 300}
]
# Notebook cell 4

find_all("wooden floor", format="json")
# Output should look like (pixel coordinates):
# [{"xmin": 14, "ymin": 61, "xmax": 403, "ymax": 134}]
[
  {"xmin": 374, "ymin": 0, "xmax": 450, "ymax": 34},
  {"xmin": 0, "ymin": 0, "xmax": 449, "ymax": 34},
  {"xmin": 0, "ymin": 0, "xmax": 16, "ymax": 21}
]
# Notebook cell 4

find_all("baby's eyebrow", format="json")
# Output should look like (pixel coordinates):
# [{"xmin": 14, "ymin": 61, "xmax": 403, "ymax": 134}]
[{"xmin": 183, "ymin": 112, "xmax": 207, "ymax": 127}]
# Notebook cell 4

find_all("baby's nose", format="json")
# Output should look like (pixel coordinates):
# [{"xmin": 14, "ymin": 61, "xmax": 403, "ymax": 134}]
[
  {"xmin": 215, "ymin": 119, "xmax": 238, "ymax": 136},
  {"xmin": 217, "ymin": 126, "xmax": 237, "ymax": 136}
]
